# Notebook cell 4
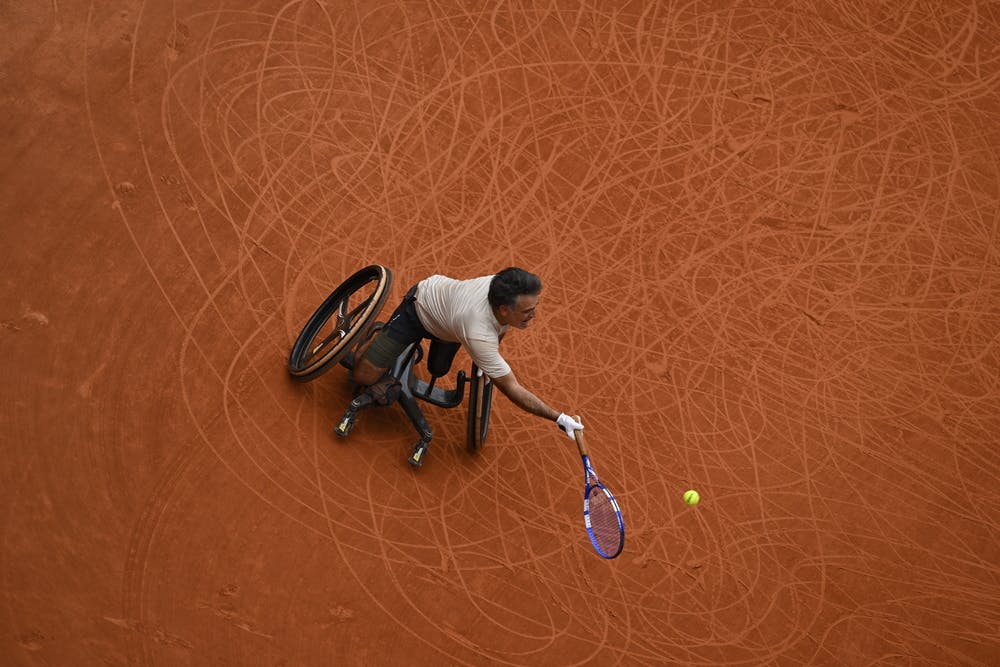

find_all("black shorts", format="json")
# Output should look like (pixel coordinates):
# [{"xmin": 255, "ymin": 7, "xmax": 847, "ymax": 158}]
[{"xmin": 363, "ymin": 285, "xmax": 459, "ymax": 369}]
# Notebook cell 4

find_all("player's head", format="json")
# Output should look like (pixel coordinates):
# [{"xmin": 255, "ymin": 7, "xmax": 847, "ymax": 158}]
[{"xmin": 489, "ymin": 267, "xmax": 542, "ymax": 328}]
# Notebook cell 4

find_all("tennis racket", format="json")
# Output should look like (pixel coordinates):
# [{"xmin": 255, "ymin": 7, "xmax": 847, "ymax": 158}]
[{"xmin": 572, "ymin": 415, "xmax": 625, "ymax": 559}]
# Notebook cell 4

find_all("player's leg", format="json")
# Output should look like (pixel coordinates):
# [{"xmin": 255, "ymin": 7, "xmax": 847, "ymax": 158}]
[
  {"xmin": 352, "ymin": 333, "xmax": 403, "ymax": 385},
  {"xmin": 350, "ymin": 324, "xmax": 390, "ymax": 384},
  {"xmin": 334, "ymin": 286, "xmax": 427, "ymax": 436},
  {"xmin": 351, "ymin": 285, "xmax": 426, "ymax": 386}
]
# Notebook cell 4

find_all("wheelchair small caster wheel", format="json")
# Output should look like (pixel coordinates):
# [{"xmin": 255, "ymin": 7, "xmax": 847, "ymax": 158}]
[
  {"xmin": 407, "ymin": 440, "xmax": 430, "ymax": 468},
  {"xmin": 334, "ymin": 394, "xmax": 371, "ymax": 438},
  {"xmin": 333, "ymin": 412, "xmax": 356, "ymax": 438}
]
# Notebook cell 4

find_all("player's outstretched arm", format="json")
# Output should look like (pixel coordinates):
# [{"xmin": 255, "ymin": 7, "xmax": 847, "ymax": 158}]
[{"xmin": 492, "ymin": 371, "xmax": 583, "ymax": 438}]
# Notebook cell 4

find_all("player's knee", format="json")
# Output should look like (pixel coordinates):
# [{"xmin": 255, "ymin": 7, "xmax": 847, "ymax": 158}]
[{"xmin": 351, "ymin": 358, "xmax": 385, "ymax": 386}]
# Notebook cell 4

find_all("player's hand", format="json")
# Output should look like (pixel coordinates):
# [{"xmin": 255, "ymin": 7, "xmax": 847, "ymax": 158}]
[{"xmin": 556, "ymin": 413, "xmax": 584, "ymax": 440}]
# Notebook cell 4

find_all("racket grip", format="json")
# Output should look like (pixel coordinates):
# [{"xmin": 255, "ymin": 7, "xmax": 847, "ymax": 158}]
[{"xmin": 572, "ymin": 414, "xmax": 589, "ymax": 457}]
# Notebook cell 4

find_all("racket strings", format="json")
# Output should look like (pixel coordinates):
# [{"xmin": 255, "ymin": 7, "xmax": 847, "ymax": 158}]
[{"xmin": 585, "ymin": 488, "xmax": 623, "ymax": 557}]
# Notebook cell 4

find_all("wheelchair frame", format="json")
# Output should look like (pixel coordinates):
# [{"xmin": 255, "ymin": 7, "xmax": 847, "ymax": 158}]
[{"xmin": 288, "ymin": 265, "xmax": 493, "ymax": 467}]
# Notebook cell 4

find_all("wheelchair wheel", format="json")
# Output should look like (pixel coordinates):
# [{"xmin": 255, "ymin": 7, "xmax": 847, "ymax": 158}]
[
  {"xmin": 466, "ymin": 364, "xmax": 493, "ymax": 452},
  {"xmin": 288, "ymin": 265, "xmax": 393, "ymax": 382}
]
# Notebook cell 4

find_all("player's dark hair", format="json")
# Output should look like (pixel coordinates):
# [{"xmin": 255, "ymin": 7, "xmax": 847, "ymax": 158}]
[{"xmin": 488, "ymin": 267, "xmax": 542, "ymax": 309}]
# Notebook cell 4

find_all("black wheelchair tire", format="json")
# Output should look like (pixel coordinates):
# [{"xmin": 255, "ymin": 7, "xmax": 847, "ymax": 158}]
[
  {"xmin": 288, "ymin": 265, "xmax": 393, "ymax": 382},
  {"xmin": 466, "ymin": 365, "xmax": 493, "ymax": 452}
]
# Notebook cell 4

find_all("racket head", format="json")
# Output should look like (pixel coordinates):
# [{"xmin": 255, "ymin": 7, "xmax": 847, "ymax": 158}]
[{"xmin": 583, "ymin": 482, "xmax": 625, "ymax": 559}]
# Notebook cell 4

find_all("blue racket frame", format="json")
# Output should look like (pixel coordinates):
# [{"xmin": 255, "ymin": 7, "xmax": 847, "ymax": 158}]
[
  {"xmin": 573, "ymin": 418, "xmax": 625, "ymax": 559},
  {"xmin": 581, "ymin": 456, "xmax": 625, "ymax": 559}
]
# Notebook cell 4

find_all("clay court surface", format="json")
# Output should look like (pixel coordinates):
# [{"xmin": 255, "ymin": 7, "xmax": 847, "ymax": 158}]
[{"xmin": 3, "ymin": 1, "xmax": 1000, "ymax": 664}]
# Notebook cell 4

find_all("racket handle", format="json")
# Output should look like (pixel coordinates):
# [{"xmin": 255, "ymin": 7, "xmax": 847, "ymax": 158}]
[{"xmin": 572, "ymin": 414, "xmax": 589, "ymax": 458}]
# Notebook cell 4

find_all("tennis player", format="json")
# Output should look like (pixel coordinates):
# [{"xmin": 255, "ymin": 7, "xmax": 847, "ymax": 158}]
[{"xmin": 351, "ymin": 267, "xmax": 584, "ymax": 439}]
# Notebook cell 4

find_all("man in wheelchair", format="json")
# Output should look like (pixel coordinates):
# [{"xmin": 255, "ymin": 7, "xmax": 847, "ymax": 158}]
[{"xmin": 350, "ymin": 267, "xmax": 585, "ymax": 445}]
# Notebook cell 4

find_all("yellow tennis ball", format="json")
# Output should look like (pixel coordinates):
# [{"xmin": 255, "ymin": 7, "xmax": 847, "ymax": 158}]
[{"xmin": 683, "ymin": 489, "xmax": 700, "ymax": 505}]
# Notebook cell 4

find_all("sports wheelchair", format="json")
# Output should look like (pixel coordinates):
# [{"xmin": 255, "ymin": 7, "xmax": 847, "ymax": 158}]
[{"xmin": 287, "ymin": 265, "xmax": 494, "ymax": 467}]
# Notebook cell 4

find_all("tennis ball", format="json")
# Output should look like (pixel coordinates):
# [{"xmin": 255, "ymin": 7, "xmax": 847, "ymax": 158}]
[{"xmin": 683, "ymin": 489, "xmax": 700, "ymax": 505}]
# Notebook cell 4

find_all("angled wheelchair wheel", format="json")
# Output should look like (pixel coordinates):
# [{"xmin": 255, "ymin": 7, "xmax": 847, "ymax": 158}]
[
  {"xmin": 288, "ymin": 265, "xmax": 393, "ymax": 382},
  {"xmin": 466, "ymin": 364, "xmax": 493, "ymax": 453}
]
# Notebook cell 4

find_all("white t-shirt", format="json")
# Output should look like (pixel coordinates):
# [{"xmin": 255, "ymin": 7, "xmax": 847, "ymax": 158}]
[{"xmin": 414, "ymin": 275, "xmax": 511, "ymax": 379}]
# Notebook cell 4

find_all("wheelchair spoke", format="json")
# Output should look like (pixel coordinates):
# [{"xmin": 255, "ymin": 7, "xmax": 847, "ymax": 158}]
[
  {"xmin": 308, "ymin": 328, "xmax": 347, "ymax": 359},
  {"xmin": 340, "ymin": 291, "xmax": 376, "ymax": 329},
  {"xmin": 334, "ymin": 297, "xmax": 350, "ymax": 330}
]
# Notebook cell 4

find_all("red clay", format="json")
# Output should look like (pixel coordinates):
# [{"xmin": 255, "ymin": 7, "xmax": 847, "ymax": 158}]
[{"xmin": 3, "ymin": 1, "xmax": 999, "ymax": 664}]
